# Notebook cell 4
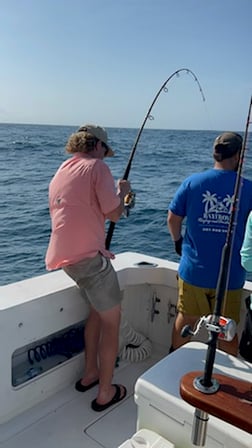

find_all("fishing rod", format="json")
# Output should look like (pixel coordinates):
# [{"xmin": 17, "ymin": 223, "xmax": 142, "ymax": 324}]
[
  {"xmin": 200, "ymin": 95, "xmax": 252, "ymax": 389},
  {"xmin": 182, "ymin": 96, "xmax": 252, "ymax": 447},
  {"xmin": 105, "ymin": 68, "xmax": 206, "ymax": 250}
]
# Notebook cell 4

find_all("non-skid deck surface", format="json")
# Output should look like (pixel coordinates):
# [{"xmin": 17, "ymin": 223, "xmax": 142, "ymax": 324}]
[{"xmin": 1, "ymin": 354, "xmax": 163, "ymax": 448}]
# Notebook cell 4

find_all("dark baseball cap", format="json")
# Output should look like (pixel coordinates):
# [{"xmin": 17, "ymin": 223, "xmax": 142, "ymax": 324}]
[{"xmin": 213, "ymin": 132, "xmax": 243, "ymax": 160}]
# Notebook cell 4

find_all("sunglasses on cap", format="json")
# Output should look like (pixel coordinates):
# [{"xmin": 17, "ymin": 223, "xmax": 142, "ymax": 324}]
[{"xmin": 101, "ymin": 141, "xmax": 109, "ymax": 156}]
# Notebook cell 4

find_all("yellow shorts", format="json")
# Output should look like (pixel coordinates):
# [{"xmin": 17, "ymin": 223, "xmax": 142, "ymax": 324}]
[{"xmin": 177, "ymin": 277, "xmax": 242, "ymax": 323}]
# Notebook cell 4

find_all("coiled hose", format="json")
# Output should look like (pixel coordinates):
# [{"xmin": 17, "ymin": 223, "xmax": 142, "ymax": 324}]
[{"xmin": 119, "ymin": 317, "xmax": 152, "ymax": 362}]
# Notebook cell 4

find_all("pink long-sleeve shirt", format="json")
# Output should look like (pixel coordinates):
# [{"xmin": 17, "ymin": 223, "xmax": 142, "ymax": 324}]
[{"xmin": 45, "ymin": 153, "xmax": 120, "ymax": 270}]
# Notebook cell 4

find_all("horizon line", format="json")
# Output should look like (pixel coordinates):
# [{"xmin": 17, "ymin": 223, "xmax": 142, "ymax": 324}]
[{"xmin": 0, "ymin": 122, "xmax": 237, "ymax": 133}]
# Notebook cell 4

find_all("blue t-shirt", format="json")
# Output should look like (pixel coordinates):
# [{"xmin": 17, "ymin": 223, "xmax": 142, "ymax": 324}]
[{"xmin": 169, "ymin": 169, "xmax": 252, "ymax": 289}]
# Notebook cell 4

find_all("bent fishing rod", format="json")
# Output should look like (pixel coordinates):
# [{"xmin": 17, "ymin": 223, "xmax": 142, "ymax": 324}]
[
  {"xmin": 105, "ymin": 68, "xmax": 206, "ymax": 250},
  {"xmin": 199, "ymin": 95, "xmax": 252, "ymax": 389}
]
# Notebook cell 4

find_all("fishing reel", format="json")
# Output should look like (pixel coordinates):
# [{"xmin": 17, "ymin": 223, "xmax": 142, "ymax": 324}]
[
  {"xmin": 181, "ymin": 314, "xmax": 236, "ymax": 342},
  {"xmin": 124, "ymin": 191, "xmax": 136, "ymax": 217}
]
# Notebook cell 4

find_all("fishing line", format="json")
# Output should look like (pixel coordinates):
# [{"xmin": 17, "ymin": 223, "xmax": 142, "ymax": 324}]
[
  {"xmin": 106, "ymin": 68, "xmax": 206, "ymax": 250},
  {"xmin": 202, "ymin": 95, "xmax": 252, "ymax": 388}
]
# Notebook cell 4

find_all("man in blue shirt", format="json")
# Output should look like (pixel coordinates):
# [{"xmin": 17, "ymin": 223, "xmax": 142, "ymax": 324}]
[{"xmin": 168, "ymin": 132, "xmax": 252, "ymax": 355}]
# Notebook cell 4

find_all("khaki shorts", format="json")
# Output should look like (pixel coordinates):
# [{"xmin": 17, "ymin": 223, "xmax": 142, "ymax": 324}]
[
  {"xmin": 177, "ymin": 277, "xmax": 242, "ymax": 323},
  {"xmin": 63, "ymin": 253, "xmax": 122, "ymax": 312}
]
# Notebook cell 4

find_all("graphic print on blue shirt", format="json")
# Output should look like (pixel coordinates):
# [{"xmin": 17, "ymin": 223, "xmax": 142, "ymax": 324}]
[{"xmin": 169, "ymin": 169, "xmax": 252, "ymax": 289}]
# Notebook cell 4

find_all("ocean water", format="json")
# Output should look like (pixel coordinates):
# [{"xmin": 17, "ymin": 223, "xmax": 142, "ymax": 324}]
[{"xmin": 1, "ymin": 123, "xmax": 252, "ymax": 286}]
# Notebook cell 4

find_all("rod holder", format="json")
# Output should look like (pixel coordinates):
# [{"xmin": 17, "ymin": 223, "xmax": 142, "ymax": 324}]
[
  {"xmin": 192, "ymin": 409, "xmax": 209, "ymax": 446},
  {"xmin": 191, "ymin": 376, "xmax": 219, "ymax": 446},
  {"xmin": 193, "ymin": 375, "xmax": 220, "ymax": 394}
]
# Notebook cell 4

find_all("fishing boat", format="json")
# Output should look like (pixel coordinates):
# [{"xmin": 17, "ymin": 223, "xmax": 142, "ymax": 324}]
[
  {"xmin": 0, "ymin": 251, "xmax": 251, "ymax": 448},
  {"xmin": 1, "ymin": 70, "xmax": 251, "ymax": 446}
]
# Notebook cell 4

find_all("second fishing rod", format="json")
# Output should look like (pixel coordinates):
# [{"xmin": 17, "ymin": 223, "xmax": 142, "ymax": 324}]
[{"xmin": 200, "ymin": 95, "xmax": 252, "ymax": 388}]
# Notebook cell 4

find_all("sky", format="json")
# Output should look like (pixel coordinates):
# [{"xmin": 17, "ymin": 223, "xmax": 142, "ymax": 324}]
[{"xmin": 0, "ymin": 0, "xmax": 251, "ymax": 131}]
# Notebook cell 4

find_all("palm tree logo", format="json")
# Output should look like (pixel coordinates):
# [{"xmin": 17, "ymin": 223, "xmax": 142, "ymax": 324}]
[
  {"xmin": 202, "ymin": 191, "xmax": 234, "ymax": 216},
  {"xmin": 202, "ymin": 190, "xmax": 217, "ymax": 214},
  {"xmin": 223, "ymin": 194, "xmax": 234, "ymax": 213}
]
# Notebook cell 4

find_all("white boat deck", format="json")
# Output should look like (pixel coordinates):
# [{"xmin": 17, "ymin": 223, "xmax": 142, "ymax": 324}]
[
  {"xmin": 0, "ymin": 353, "xmax": 163, "ymax": 448},
  {"xmin": 1, "ymin": 252, "xmax": 251, "ymax": 448}
]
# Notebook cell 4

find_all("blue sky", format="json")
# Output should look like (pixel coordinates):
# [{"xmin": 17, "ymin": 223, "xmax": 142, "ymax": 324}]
[{"xmin": 0, "ymin": 0, "xmax": 251, "ymax": 131}]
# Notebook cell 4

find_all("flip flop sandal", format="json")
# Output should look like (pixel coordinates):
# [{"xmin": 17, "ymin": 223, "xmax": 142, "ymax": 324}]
[
  {"xmin": 75, "ymin": 379, "xmax": 99, "ymax": 392},
  {"xmin": 91, "ymin": 384, "xmax": 127, "ymax": 412}
]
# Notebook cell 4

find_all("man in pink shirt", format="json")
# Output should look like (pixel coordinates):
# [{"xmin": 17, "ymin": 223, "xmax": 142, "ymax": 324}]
[{"xmin": 46, "ymin": 124, "xmax": 130, "ymax": 411}]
